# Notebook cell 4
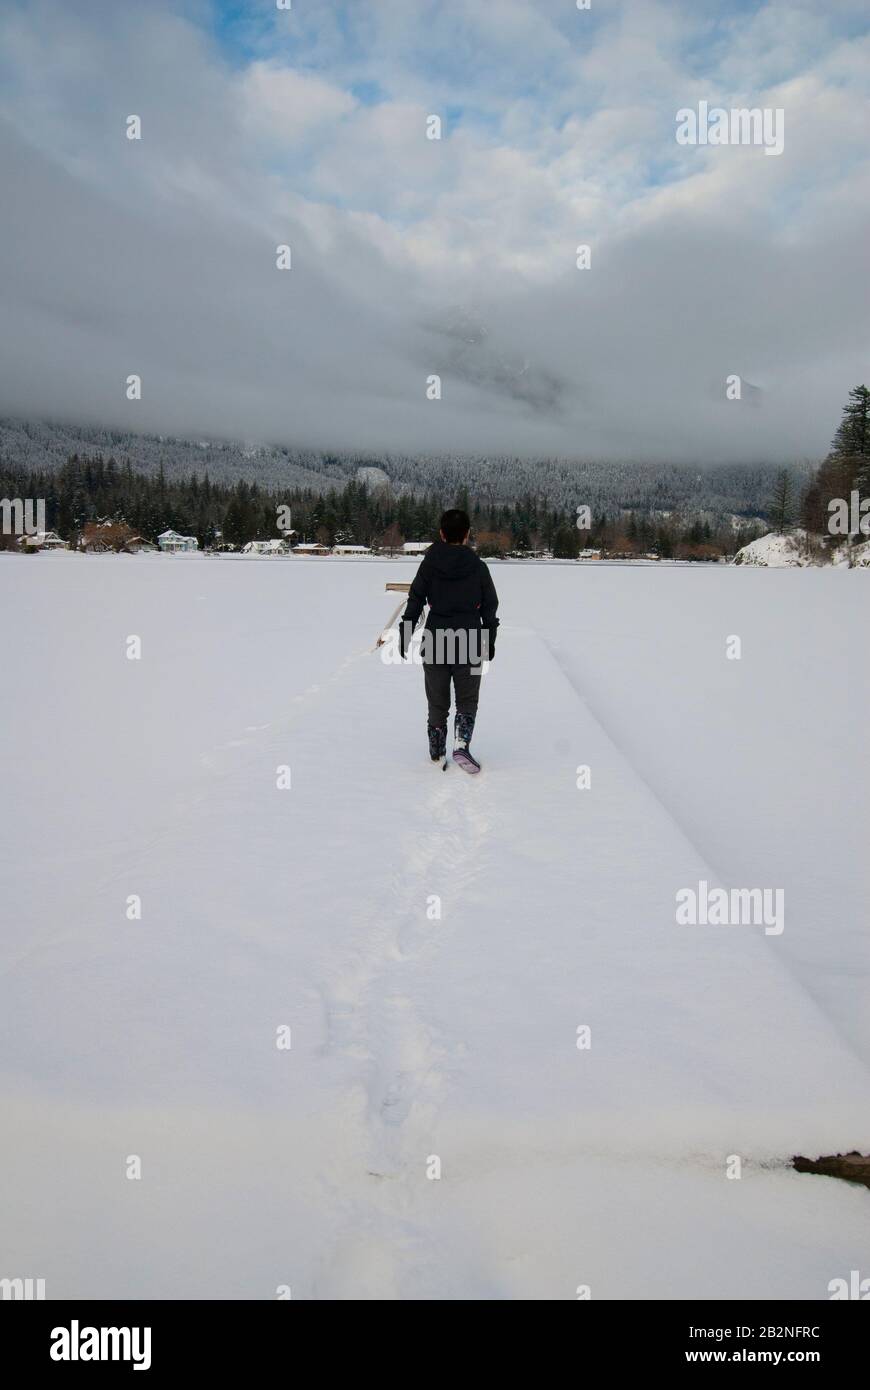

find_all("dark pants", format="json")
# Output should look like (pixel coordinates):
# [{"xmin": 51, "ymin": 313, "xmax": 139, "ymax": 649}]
[{"xmin": 424, "ymin": 662, "xmax": 480, "ymax": 727}]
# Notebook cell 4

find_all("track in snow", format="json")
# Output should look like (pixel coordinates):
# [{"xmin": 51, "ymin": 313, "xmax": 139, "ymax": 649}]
[{"xmin": 3, "ymin": 558, "xmax": 870, "ymax": 1298}]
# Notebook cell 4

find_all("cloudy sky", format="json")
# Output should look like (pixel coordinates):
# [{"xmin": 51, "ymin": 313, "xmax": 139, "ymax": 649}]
[{"xmin": 0, "ymin": 0, "xmax": 867, "ymax": 461}]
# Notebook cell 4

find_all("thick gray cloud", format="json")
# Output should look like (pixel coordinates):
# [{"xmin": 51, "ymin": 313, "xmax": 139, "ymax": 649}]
[{"xmin": 0, "ymin": 0, "xmax": 867, "ymax": 462}]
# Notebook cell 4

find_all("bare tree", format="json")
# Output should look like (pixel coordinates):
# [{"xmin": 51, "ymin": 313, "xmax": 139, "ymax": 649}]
[{"xmin": 379, "ymin": 522, "xmax": 404, "ymax": 556}]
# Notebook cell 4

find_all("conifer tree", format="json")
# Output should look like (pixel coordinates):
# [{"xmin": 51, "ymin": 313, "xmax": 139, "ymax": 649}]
[{"xmin": 768, "ymin": 469, "xmax": 794, "ymax": 534}]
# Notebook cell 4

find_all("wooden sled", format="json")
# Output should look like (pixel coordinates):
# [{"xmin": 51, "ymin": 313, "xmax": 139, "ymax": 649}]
[{"xmin": 375, "ymin": 582, "xmax": 411, "ymax": 648}]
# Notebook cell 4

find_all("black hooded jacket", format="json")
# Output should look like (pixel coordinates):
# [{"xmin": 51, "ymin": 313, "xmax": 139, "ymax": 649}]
[{"xmin": 400, "ymin": 541, "xmax": 499, "ymax": 659}]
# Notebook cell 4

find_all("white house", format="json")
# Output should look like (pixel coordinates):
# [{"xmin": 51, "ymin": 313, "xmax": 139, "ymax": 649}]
[
  {"xmin": 157, "ymin": 529, "xmax": 199, "ymax": 553},
  {"xmin": 402, "ymin": 541, "xmax": 431, "ymax": 555},
  {"xmin": 18, "ymin": 530, "xmax": 67, "ymax": 551},
  {"xmin": 242, "ymin": 539, "xmax": 288, "ymax": 556},
  {"xmin": 333, "ymin": 544, "xmax": 371, "ymax": 555},
  {"xmin": 293, "ymin": 542, "xmax": 331, "ymax": 556}
]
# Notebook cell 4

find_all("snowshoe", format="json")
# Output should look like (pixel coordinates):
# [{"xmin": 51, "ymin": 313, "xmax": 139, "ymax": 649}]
[
  {"xmin": 452, "ymin": 712, "xmax": 481, "ymax": 773},
  {"xmin": 453, "ymin": 745, "xmax": 481, "ymax": 774}
]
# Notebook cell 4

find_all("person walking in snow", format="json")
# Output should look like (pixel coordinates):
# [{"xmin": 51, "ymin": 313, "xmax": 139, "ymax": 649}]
[{"xmin": 399, "ymin": 508, "xmax": 499, "ymax": 773}]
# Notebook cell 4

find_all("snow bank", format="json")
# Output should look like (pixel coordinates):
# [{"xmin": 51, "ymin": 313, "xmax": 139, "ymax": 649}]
[
  {"xmin": 732, "ymin": 531, "xmax": 808, "ymax": 566},
  {"xmin": 831, "ymin": 538, "xmax": 870, "ymax": 567},
  {"xmin": 733, "ymin": 532, "xmax": 870, "ymax": 567}
]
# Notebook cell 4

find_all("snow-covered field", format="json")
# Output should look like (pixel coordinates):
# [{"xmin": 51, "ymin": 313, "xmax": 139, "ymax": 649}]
[{"xmin": 2, "ymin": 553, "xmax": 869, "ymax": 1300}]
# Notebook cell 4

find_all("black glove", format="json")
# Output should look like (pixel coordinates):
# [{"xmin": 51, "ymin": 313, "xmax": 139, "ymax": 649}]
[{"xmin": 399, "ymin": 618, "xmax": 413, "ymax": 660}]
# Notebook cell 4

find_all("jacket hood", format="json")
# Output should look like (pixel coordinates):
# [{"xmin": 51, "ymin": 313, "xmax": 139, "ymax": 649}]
[{"xmin": 426, "ymin": 539, "xmax": 480, "ymax": 580}]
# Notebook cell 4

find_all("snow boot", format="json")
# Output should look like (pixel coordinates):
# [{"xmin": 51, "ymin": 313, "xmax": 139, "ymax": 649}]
[
  {"xmin": 428, "ymin": 724, "xmax": 447, "ymax": 762},
  {"xmin": 452, "ymin": 712, "xmax": 481, "ymax": 773}
]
